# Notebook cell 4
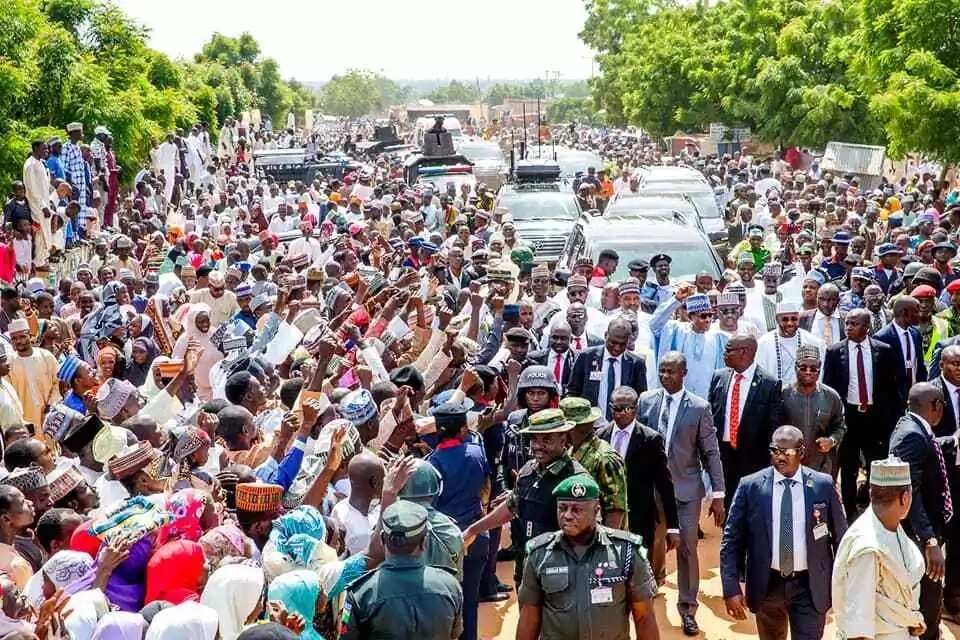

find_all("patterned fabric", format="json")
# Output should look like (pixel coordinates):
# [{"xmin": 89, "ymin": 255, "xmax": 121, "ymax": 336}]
[
  {"xmin": 62, "ymin": 141, "xmax": 89, "ymax": 207},
  {"xmin": 156, "ymin": 489, "xmax": 208, "ymax": 545},
  {"xmin": 267, "ymin": 505, "xmax": 326, "ymax": 567},
  {"xmin": 570, "ymin": 434, "xmax": 628, "ymax": 515}
]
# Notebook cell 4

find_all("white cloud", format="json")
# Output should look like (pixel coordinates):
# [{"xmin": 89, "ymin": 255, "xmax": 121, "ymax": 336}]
[{"xmin": 111, "ymin": 0, "xmax": 595, "ymax": 82}]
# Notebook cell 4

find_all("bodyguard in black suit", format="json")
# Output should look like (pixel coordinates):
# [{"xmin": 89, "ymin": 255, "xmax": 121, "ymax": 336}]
[
  {"xmin": 890, "ymin": 383, "xmax": 954, "ymax": 640},
  {"xmin": 822, "ymin": 308, "xmax": 903, "ymax": 521},
  {"xmin": 528, "ymin": 323, "xmax": 576, "ymax": 396},
  {"xmin": 597, "ymin": 386, "xmax": 679, "ymax": 559},
  {"xmin": 709, "ymin": 334, "xmax": 783, "ymax": 510},
  {"xmin": 929, "ymin": 345, "xmax": 960, "ymax": 618},
  {"xmin": 873, "ymin": 296, "xmax": 926, "ymax": 408},
  {"xmin": 567, "ymin": 317, "xmax": 647, "ymax": 420}
]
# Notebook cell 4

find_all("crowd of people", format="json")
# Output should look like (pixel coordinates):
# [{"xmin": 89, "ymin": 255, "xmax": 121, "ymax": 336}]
[{"xmin": 0, "ymin": 112, "xmax": 957, "ymax": 640}]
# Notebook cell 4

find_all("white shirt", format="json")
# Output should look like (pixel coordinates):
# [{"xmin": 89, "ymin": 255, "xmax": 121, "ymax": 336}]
[
  {"xmin": 548, "ymin": 350, "xmax": 567, "ymax": 387},
  {"xmin": 895, "ymin": 323, "xmax": 917, "ymax": 385},
  {"xmin": 846, "ymin": 339, "xmax": 874, "ymax": 405},
  {"xmin": 659, "ymin": 388, "xmax": 685, "ymax": 451},
  {"xmin": 771, "ymin": 467, "xmax": 808, "ymax": 572},
  {"xmin": 756, "ymin": 329, "xmax": 825, "ymax": 385},
  {"xmin": 597, "ymin": 349, "xmax": 623, "ymax": 416},
  {"xmin": 811, "ymin": 310, "xmax": 842, "ymax": 346},
  {"xmin": 610, "ymin": 422, "xmax": 635, "ymax": 459},
  {"xmin": 723, "ymin": 363, "xmax": 756, "ymax": 441},
  {"xmin": 331, "ymin": 500, "xmax": 381, "ymax": 556}
]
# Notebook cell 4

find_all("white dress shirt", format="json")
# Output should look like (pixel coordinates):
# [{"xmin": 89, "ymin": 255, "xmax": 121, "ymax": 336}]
[
  {"xmin": 811, "ymin": 311, "xmax": 842, "ymax": 346},
  {"xmin": 610, "ymin": 422, "xmax": 635, "ymax": 459},
  {"xmin": 597, "ymin": 349, "xmax": 623, "ymax": 414},
  {"xmin": 723, "ymin": 363, "xmax": 756, "ymax": 442},
  {"xmin": 771, "ymin": 467, "xmax": 808, "ymax": 572},
  {"xmin": 846, "ymin": 339, "xmax": 874, "ymax": 405},
  {"xmin": 895, "ymin": 323, "xmax": 917, "ymax": 385},
  {"xmin": 659, "ymin": 388, "xmax": 685, "ymax": 451}
]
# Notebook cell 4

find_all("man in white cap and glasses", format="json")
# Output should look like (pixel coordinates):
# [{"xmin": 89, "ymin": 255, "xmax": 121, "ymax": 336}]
[
  {"xmin": 832, "ymin": 456, "xmax": 926, "ymax": 640},
  {"xmin": 756, "ymin": 301, "xmax": 826, "ymax": 385}
]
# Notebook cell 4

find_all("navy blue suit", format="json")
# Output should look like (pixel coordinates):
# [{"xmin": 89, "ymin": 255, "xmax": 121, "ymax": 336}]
[
  {"xmin": 873, "ymin": 322, "xmax": 926, "ymax": 410},
  {"xmin": 721, "ymin": 466, "xmax": 847, "ymax": 639},
  {"xmin": 566, "ymin": 346, "xmax": 647, "ymax": 409}
]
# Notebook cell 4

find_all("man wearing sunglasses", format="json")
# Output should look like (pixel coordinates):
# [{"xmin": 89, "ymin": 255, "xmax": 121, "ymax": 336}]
[
  {"xmin": 756, "ymin": 301, "xmax": 826, "ymax": 385},
  {"xmin": 721, "ymin": 425, "xmax": 846, "ymax": 640}
]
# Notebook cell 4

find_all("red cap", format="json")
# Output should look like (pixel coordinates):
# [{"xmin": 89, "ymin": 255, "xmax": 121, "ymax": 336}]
[
  {"xmin": 911, "ymin": 284, "xmax": 937, "ymax": 299},
  {"xmin": 946, "ymin": 280, "xmax": 960, "ymax": 295}
]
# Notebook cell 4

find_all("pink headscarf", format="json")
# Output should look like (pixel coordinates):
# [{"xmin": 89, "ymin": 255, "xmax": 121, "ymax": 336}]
[{"xmin": 156, "ymin": 489, "xmax": 207, "ymax": 545}]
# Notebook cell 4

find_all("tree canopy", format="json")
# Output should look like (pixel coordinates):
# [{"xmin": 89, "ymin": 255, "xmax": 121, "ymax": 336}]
[
  {"xmin": 582, "ymin": 0, "xmax": 960, "ymax": 160},
  {"xmin": 0, "ymin": 0, "xmax": 315, "ymax": 191}
]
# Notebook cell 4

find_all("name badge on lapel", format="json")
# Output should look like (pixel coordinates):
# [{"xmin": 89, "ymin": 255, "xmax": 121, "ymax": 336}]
[
  {"xmin": 589, "ymin": 371, "xmax": 603, "ymax": 382},
  {"xmin": 812, "ymin": 502, "xmax": 829, "ymax": 540}
]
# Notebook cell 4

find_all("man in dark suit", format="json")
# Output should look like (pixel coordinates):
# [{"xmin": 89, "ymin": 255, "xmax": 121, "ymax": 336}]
[
  {"xmin": 636, "ymin": 351, "xmax": 725, "ymax": 636},
  {"xmin": 709, "ymin": 333, "xmax": 783, "ymax": 510},
  {"xmin": 597, "ymin": 386, "xmax": 678, "ymax": 574},
  {"xmin": 890, "ymin": 383, "xmax": 953, "ymax": 640},
  {"xmin": 928, "ymin": 332, "xmax": 960, "ymax": 379},
  {"xmin": 721, "ymin": 425, "xmax": 847, "ymax": 640},
  {"xmin": 798, "ymin": 283, "xmax": 844, "ymax": 348},
  {"xmin": 931, "ymin": 345, "xmax": 960, "ymax": 618},
  {"xmin": 528, "ymin": 321, "xmax": 575, "ymax": 396},
  {"xmin": 567, "ymin": 317, "xmax": 647, "ymax": 421},
  {"xmin": 727, "ymin": 204, "xmax": 754, "ymax": 246},
  {"xmin": 873, "ymin": 295, "xmax": 926, "ymax": 410},
  {"xmin": 822, "ymin": 308, "xmax": 903, "ymax": 521}
]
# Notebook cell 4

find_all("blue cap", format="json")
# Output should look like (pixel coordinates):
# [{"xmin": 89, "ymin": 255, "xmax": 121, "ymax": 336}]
[
  {"xmin": 832, "ymin": 231, "xmax": 852, "ymax": 245},
  {"xmin": 419, "ymin": 241, "xmax": 439, "ymax": 254},
  {"xmin": 409, "ymin": 236, "xmax": 426, "ymax": 248},
  {"xmin": 235, "ymin": 283, "xmax": 253, "ymax": 298},
  {"xmin": 502, "ymin": 304, "xmax": 520, "ymax": 320},
  {"xmin": 851, "ymin": 267, "xmax": 875, "ymax": 281},
  {"xmin": 237, "ymin": 261, "xmax": 252, "ymax": 273},
  {"xmin": 57, "ymin": 355, "xmax": 83, "ymax": 383},
  {"xmin": 877, "ymin": 242, "xmax": 902, "ymax": 257},
  {"xmin": 685, "ymin": 294, "xmax": 711, "ymax": 314},
  {"xmin": 804, "ymin": 269, "xmax": 827, "ymax": 285}
]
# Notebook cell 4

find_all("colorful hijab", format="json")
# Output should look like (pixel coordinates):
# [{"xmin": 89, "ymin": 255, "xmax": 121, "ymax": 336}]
[
  {"xmin": 266, "ymin": 506, "xmax": 326, "ymax": 568},
  {"xmin": 145, "ymin": 540, "xmax": 206, "ymax": 605},
  {"xmin": 156, "ymin": 489, "xmax": 208, "ymax": 545},
  {"xmin": 199, "ymin": 524, "xmax": 254, "ymax": 569},
  {"xmin": 266, "ymin": 571, "xmax": 323, "ymax": 640}
]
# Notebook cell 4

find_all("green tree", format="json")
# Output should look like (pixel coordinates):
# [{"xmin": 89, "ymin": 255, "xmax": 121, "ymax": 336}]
[
  {"xmin": 428, "ymin": 80, "xmax": 478, "ymax": 104},
  {"xmin": 320, "ymin": 70, "xmax": 384, "ymax": 118}
]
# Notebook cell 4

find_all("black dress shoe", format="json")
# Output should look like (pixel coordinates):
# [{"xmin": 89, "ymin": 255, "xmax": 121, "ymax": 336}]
[
  {"xmin": 496, "ymin": 582, "xmax": 514, "ymax": 593},
  {"xmin": 478, "ymin": 592, "xmax": 510, "ymax": 603},
  {"xmin": 681, "ymin": 613, "xmax": 700, "ymax": 636}
]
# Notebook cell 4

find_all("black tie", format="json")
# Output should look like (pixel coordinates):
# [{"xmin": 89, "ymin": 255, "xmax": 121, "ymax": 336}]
[{"xmin": 605, "ymin": 357, "xmax": 617, "ymax": 420}]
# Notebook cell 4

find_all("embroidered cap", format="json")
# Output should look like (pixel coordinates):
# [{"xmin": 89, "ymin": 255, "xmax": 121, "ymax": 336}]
[
  {"xmin": 870, "ymin": 456, "xmax": 911, "ymax": 487},
  {"xmin": 235, "ymin": 482, "xmax": 284, "ymax": 514},
  {"xmin": 47, "ymin": 465, "xmax": 85, "ymax": 503},
  {"xmin": 685, "ymin": 294, "xmax": 711, "ymax": 314}
]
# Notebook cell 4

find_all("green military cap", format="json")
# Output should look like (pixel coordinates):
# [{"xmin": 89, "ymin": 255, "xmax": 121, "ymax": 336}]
[
  {"xmin": 510, "ymin": 246, "xmax": 535, "ymax": 266},
  {"xmin": 552, "ymin": 473, "xmax": 600, "ymax": 501},
  {"xmin": 382, "ymin": 500, "xmax": 429, "ymax": 539},
  {"xmin": 559, "ymin": 397, "xmax": 602, "ymax": 426},
  {"xmin": 519, "ymin": 408, "xmax": 574, "ymax": 434},
  {"xmin": 398, "ymin": 459, "xmax": 442, "ymax": 500}
]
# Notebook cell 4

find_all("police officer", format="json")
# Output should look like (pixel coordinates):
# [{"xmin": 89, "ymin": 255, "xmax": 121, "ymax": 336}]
[
  {"xmin": 339, "ymin": 500, "xmax": 463, "ymax": 640},
  {"xmin": 397, "ymin": 458, "xmax": 464, "ymax": 578},
  {"xmin": 463, "ymin": 408, "xmax": 587, "ymax": 583},
  {"xmin": 517, "ymin": 474, "xmax": 660, "ymax": 640}
]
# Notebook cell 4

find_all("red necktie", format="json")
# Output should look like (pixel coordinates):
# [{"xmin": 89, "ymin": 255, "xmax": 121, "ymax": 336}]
[
  {"xmin": 857, "ymin": 344, "xmax": 869, "ymax": 410},
  {"xmin": 575, "ymin": 336, "xmax": 583, "ymax": 350},
  {"xmin": 729, "ymin": 373, "xmax": 744, "ymax": 448},
  {"xmin": 553, "ymin": 353, "xmax": 562, "ymax": 382}
]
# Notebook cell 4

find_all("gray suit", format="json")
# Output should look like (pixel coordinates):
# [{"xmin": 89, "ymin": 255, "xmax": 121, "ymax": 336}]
[{"xmin": 638, "ymin": 387, "xmax": 725, "ymax": 616}]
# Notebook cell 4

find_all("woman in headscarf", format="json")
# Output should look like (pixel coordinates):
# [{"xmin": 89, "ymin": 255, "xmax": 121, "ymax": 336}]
[
  {"xmin": 91, "ymin": 611, "xmax": 147, "ymax": 640},
  {"xmin": 156, "ymin": 489, "xmax": 216, "ymax": 545},
  {"xmin": 266, "ymin": 571, "xmax": 329, "ymax": 640},
  {"xmin": 132, "ymin": 313, "xmax": 155, "ymax": 340},
  {"xmin": 170, "ymin": 429, "xmax": 215, "ymax": 491},
  {"xmin": 198, "ymin": 524, "xmax": 256, "ymax": 570},
  {"xmin": 63, "ymin": 589, "xmax": 110, "ymax": 640},
  {"xmin": 172, "ymin": 304, "xmax": 217, "ymax": 401},
  {"xmin": 144, "ymin": 600, "xmax": 219, "ymax": 640},
  {"xmin": 261, "ymin": 505, "xmax": 337, "ymax": 581},
  {"xmin": 200, "ymin": 564, "xmax": 266, "ymax": 640},
  {"xmin": 126, "ymin": 337, "xmax": 159, "ymax": 387},
  {"xmin": 78, "ymin": 281, "xmax": 126, "ymax": 363},
  {"xmin": 144, "ymin": 540, "xmax": 207, "ymax": 605},
  {"xmin": 139, "ymin": 355, "xmax": 171, "ymax": 401},
  {"xmin": 24, "ymin": 550, "xmax": 94, "ymax": 607},
  {"xmin": 237, "ymin": 623, "xmax": 299, "ymax": 639},
  {"xmin": 95, "ymin": 340, "xmax": 123, "ymax": 385}
]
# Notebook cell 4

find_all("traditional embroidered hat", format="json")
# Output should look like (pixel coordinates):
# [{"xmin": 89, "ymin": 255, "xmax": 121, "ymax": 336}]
[
  {"xmin": 339, "ymin": 389, "xmax": 377, "ymax": 426},
  {"xmin": 618, "ymin": 278, "xmax": 641, "ymax": 296},
  {"xmin": 775, "ymin": 301, "xmax": 800, "ymax": 315},
  {"xmin": 870, "ymin": 456, "xmax": 911, "ymax": 487},
  {"xmin": 795, "ymin": 345, "xmax": 822, "ymax": 362},
  {"xmin": 47, "ymin": 465, "xmax": 85, "ymax": 503},
  {"xmin": 716, "ymin": 292, "xmax": 740, "ymax": 307},
  {"xmin": 2, "ymin": 466, "xmax": 47, "ymax": 492},
  {"xmin": 57, "ymin": 356, "xmax": 83, "ymax": 383},
  {"xmin": 235, "ymin": 482, "xmax": 284, "ymax": 513},
  {"xmin": 106, "ymin": 441, "xmax": 154, "ymax": 480},
  {"xmin": 685, "ymin": 294, "xmax": 711, "ymax": 314}
]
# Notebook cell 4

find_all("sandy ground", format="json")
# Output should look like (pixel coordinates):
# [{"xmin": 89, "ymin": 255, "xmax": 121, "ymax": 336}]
[{"xmin": 478, "ymin": 520, "xmax": 960, "ymax": 639}]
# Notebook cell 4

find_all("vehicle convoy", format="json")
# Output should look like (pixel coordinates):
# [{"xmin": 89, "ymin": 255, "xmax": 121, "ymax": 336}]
[
  {"xmin": 602, "ymin": 191, "xmax": 707, "ymax": 234},
  {"xmin": 403, "ymin": 116, "xmax": 476, "ymax": 193},
  {"xmin": 252, "ymin": 148, "xmax": 362, "ymax": 183},
  {"xmin": 636, "ymin": 165, "xmax": 728, "ymax": 251},
  {"xmin": 559, "ymin": 213, "xmax": 724, "ymax": 283},
  {"xmin": 455, "ymin": 137, "xmax": 507, "ymax": 191},
  {"xmin": 495, "ymin": 159, "xmax": 581, "ymax": 264}
]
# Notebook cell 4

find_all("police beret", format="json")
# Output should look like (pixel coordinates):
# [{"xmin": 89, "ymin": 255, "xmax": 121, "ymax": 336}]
[{"xmin": 382, "ymin": 500, "xmax": 428, "ymax": 539}]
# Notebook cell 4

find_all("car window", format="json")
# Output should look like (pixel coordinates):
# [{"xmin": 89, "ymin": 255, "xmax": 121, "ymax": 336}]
[
  {"xmin": 592, "ymin": 242, "xmax": 720, "ymax": 281},
  {"xmin": 497, "ymin": 191, "xmax": 579, "ymax": 220}
]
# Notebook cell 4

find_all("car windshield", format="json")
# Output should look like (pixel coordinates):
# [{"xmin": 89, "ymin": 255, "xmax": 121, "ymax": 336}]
[
  {"xmin": 598, "ymin": 242, "xmax": 719, "ymax": 281},
  {"xmin": 458, "ymin": 144, "xmax": 505, "ymax": 162},
  {"xmin": 497, "ymin": 191, "xmax": 579, "ymax": 220},
  {"xmin": 554, "ymin": 150, "xmax": 603, "ymax": 178},
  {"xmin": 643, "ymin": 186, "xmax": 722, "ymax": 218}
]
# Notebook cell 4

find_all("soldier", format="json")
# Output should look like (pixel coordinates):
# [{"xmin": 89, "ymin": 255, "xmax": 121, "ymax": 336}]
[
  {"xmin": 397, "ymin": 458, "xmax": 464, "ymax": 578},
  {"xmin": 463, "ymin": 408, "xmax": 586, "ymax": 583},
  {"xmin": 339, "ymin": 500, "xmax": 463, "ymax": 640},
  {"xmin": 517, "ymin": 474, "xmax": 660, "ymax": 640}
]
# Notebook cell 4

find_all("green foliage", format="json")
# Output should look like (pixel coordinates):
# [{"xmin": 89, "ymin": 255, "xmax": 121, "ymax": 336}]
[
  {"xmin": 319, "ymin": 70, "xmax": 388, "ymax": 118},
  {"xmin": 582, "ymin": 0, "xmax": 960, "ymax": 159},
  {"xmin": 0, "ymin": 2, "xmax": 319, "ymax": 192},
  {"xmin": 546, "ymin": 97, "xmax": 604, "ymax": 124},
  {"xmin": 428, "ymin": 80, "xmax": 479, "ymax": 104}
]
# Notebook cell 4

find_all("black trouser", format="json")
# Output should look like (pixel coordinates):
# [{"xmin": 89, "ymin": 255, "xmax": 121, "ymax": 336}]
[
  {"xmin": 839, "ymin": 404, "xmax": 889, "ymax": 523},
  {"xmin": 479, "ymin": 525, "xmax": 502, "ymax": 597},
  {"xmin": 755, "ymin": 571, "xmax": 825, "ymax": 640}
]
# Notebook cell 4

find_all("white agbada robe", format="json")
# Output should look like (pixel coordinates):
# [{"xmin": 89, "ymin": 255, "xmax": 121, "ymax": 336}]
[
  {"xmin": 756, "ymin": 328, "xmax": 825, "ymax": 384},
  {"xmin": 21, "ymin": 155, "xmax": 52, "ymax": 266},
  {"xmin": 154, "ymin": 141, "xmax": 178, "ymax": 202},
  {"xmin": 218, "ymin": 125, "xmax": 235, "ymax": 162},
  {"xmin": 185, "ymin": 134, "xmax": 206, "ymax": 184}
]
